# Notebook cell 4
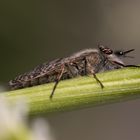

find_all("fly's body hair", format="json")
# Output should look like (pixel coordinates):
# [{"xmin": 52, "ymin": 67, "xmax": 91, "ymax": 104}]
[{"xmin": 9, "ymin": 45, "xmax": 139, "ymax": 98}]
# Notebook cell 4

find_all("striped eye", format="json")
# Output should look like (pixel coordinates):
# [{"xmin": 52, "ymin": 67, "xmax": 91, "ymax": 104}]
[
  {"xmin": 102, "ymin": 48, "xmax": 113, "ymax": 54},
  {"xmin": 98, "ymin": 45, "xmax": 113, "ymax": 55}
]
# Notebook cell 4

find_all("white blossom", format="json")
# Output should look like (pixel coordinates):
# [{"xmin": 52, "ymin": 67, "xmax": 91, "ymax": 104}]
[{"xmin": 0, "ymin": 95, "xmax": 54, "ymax": 140}]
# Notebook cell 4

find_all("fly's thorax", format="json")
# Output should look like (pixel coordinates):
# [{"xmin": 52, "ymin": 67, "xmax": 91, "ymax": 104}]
[
  {"xmin": 69, "ymin": 48, "xmax": 99, "ymax": 59},
  {"xmin": 83, "ymin": 51, "xmax": 105, "ymax": 73}
]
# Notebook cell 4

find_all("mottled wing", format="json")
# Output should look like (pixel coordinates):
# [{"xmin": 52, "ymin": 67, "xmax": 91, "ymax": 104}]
[{"xmin": 9, "ymin": 58, "xmax": 63, "ymax": 89}]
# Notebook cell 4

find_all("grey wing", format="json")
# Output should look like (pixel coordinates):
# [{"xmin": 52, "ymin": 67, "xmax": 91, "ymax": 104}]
[
  {"xmin": 9, "ymin": 58, "xmax": 63, "ymax": 89},
  {"xmin": 27, "ymin": 59, "xmax": 63, "ymax": 79}
]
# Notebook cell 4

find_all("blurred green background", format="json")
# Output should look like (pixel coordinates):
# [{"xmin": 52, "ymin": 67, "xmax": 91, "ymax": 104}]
[
  {"xmin": 1, "ymin": 0, "xmax": 140, "ymax": 83},
  {"xmin": 1, "ymin": 0, "xmax": 140, "ymax": 140}
]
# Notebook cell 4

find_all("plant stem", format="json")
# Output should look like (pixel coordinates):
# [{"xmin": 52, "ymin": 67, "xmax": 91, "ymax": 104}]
[{"xmin": 5, "ymin": 67, "xmax": 140, "ymax": 116}]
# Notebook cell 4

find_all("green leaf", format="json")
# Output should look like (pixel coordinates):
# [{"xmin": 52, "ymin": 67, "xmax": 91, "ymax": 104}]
[{"xmin": 5, "ymin": 67, "xmax": 140, "ymax": 116}]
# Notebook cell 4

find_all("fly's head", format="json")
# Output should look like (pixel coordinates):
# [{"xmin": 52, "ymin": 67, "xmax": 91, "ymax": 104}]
[
  {"xmin": 98, "ymin": 44, "xmax": 135, "ymax": 64},
  {"xmin": 98, "ymin": 45, "xmax": 113, "ymax": 55}
]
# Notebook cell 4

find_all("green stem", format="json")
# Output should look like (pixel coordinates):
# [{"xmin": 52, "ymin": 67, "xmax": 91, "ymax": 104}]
[{"xmin": 5, "ymin": 67, "xmax": 140, "ymax": 116}]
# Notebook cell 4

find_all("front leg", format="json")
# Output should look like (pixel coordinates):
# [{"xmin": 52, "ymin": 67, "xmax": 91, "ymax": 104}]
[
  {"xmin": 113, "ymin": 61, "xmax": 140, "ymax": 68},
  {"xmin": 124, "ymin": 65, "xmax": 140, "ymax": 68}
]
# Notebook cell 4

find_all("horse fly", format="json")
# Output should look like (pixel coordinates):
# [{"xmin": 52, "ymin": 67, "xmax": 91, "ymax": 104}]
[{"xmin": 9, "ymin": 45, "xmax": 139, "ymax": 99}]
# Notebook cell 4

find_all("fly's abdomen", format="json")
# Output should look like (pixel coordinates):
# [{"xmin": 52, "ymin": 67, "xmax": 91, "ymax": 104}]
[
  {"xmin": 9, "ymin": 58, "xmax": 64, "ymax": 90},
  {"xmin": 9, "ymin": 79, "xmax": 24, "ymax": 90},
  {"xmin": 9, "ymin": 73, "xmax": 57, "ymax": 90}
]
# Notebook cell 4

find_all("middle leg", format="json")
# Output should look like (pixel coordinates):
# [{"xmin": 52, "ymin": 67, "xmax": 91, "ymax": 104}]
[{"xmin": 84, "ymin": 56, "xmax": 104, "ymax": 89}]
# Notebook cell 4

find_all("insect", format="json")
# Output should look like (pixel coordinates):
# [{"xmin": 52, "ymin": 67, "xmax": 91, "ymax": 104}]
[{"xmin": 9, "ymin": 45, "xmax": 139, "ymax": 99}]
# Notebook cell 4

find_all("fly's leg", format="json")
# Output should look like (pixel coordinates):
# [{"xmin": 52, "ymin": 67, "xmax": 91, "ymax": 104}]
[
  {"xmin": 113, "ymin": 61, "xmax": 140, "ymax": 68},
  {"xmin": 124, "ymin": 65, "xmax": 140, "ymax": 68},
  {"xmin": 50, "ymin": 63, "xmax": 80, "ymax": 99},
  {"xmin": 65, "ymin": 63, "xmax": 75, "ymax": 77},
  {"xmin": 93, "ymin": 74, "xmax": 104, "ymax": 88},
  {"xmin": 84, "ymin": 57, "xmax": 87, "ymax": 75},
  {"xmin": 50, "ymin": 65, "xmax": 65, "ymax": 99},
  {"xmin": 85, "ymin": 57, "xmax": 104, "ymax": 89}
]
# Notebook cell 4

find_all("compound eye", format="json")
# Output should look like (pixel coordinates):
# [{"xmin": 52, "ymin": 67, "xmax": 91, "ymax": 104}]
[
  {"xmin": 102, "ymin": 48, "xmax": 113, "ymax": 55},
  {"xmin": 98, "ymin": 45, "xmax": 113, "ymax": 55}
]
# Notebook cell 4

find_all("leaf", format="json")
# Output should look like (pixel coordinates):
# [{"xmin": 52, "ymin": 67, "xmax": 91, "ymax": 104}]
[{"xmin": 5, "ymin": 67, "xmax": 140, "ymax": 116}]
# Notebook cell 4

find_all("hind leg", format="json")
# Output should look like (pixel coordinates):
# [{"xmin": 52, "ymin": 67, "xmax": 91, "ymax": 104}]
[
  {"xmin": 50, "ymin": 65, "xmax": 65, "ymax": 99},
  {"xmin": 50, "ymin": 63, "xmax": 80, "ymax": 99}
]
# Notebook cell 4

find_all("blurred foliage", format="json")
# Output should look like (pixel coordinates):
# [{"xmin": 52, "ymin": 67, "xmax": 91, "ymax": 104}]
[
  {"xmin": 1, "ymin": 0, "xmax": 140, "ymax": 84},
  {"xmin": 0, "ymin": 96, "xmax": 54, "ymax": 140}
]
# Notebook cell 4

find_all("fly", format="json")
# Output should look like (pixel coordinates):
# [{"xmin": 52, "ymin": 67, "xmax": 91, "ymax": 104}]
[{"xmin": 9, "ymin": 45, "xmax": 139, "ymax": 99}]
